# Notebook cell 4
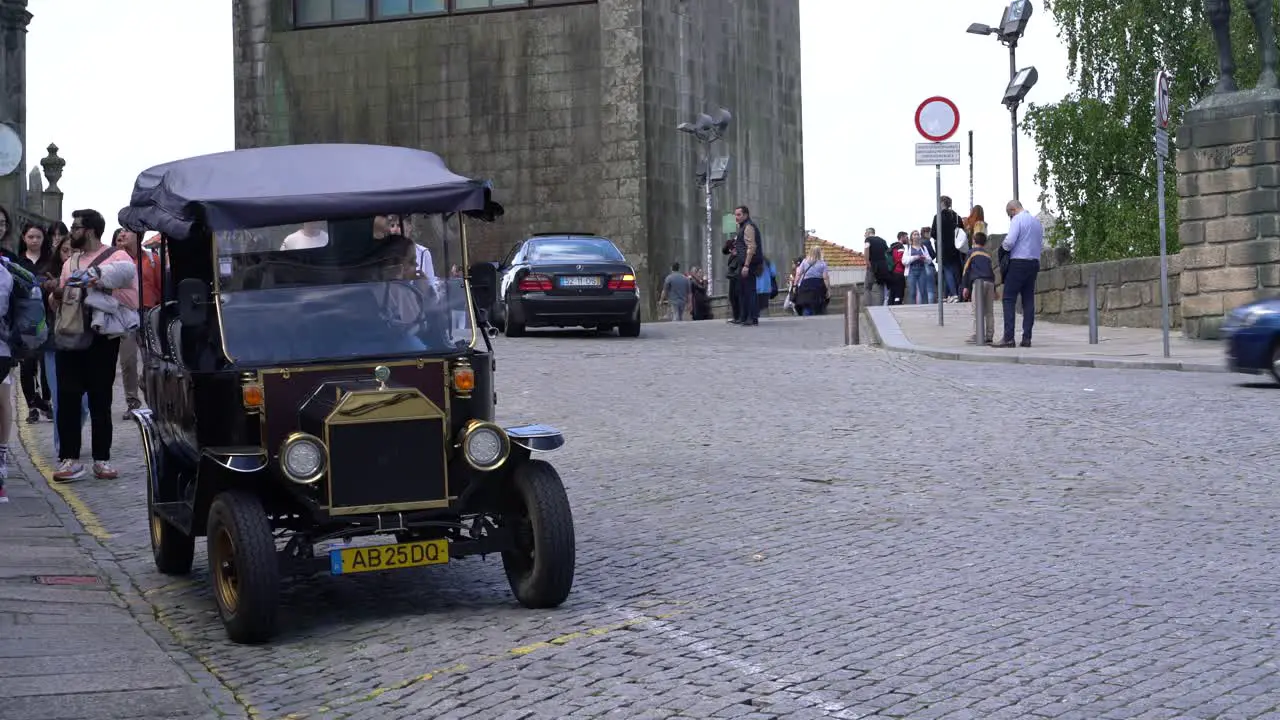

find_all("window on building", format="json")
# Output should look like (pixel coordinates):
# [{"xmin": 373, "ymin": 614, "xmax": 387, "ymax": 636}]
[
  {"xmin": 295, "ymin": 0, "xmax": 594, "ymax": 27},
  {"xmin": 376, "ymin": 0, "xmax": 446, "ymax": 16},
  {"xmin": 454, "ymin": 0, "xmax": 525, "ymax": 9},
  {"xmin": 296, "ymin": 0, "xmax": 369, "ymax": 24}
]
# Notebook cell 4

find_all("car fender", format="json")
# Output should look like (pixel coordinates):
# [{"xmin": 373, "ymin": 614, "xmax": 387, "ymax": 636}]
[{"xmin": 505, "ymin": 424, "xmax": 565, "ymax": 453}]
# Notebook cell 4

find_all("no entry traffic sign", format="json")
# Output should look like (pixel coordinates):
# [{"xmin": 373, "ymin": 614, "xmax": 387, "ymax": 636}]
[
  {"xmin": 1155, "ymin": 70, "xmax": 1171, "ymax": 129},
  {"xmin": 915, "ymin": 97, "xmax": 960, "ymax": 143}
]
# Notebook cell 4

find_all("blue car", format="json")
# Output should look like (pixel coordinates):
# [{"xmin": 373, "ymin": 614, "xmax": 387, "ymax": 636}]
[{"xmin": 1222, "ymin": 297, "xmax": 1280, "ymax": 382}]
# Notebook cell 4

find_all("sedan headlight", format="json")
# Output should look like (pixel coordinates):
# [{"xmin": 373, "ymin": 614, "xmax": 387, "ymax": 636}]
[
  {"xmin": 280, "ymin": 432, "xmax": 326, "ymax": 483},
  {"xmin": 460, "ymin": 421, "xmax": 510, "ymax": 471},
  {"xmin": 1242, "ymin": 307, "xmax": 1277, "ymax": 326}
]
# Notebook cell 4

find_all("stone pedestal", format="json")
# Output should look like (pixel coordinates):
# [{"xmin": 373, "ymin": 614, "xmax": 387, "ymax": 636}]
[{"xmin": 1175, "ymin": 95, "xmax": 1280, "ymax": 339}]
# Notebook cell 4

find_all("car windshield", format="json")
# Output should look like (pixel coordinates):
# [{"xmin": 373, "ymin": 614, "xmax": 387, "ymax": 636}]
[
  {"xmin": 214, "ymin": 214, "xmax": 472, "ymax": 365},
  {"xmin": 528, "ymin": 237, "xmax": 625, "ymax": 263}
]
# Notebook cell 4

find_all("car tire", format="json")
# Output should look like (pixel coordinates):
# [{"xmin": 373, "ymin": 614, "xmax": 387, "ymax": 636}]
[
  {"xmin": 207, "ymin": 490, "xmax": 280, "ymax": 644},
  {"xmin": 1270, "ymin": 340, "xmax": 1280, "ymax": 385},
  {"xmin": 501, "ymin": 459, "xmax": 575, "ymax": 609},
  {"xmin": 618, "ymin": 317, "xmax": 642, "ymax": 337},
  {"xmin": 148, "ymin": 474, "xmax": 194, "ymax": 576},
  {"xmin": 505, "ymin": 317, "xmax": 526, "ymax": 337}
]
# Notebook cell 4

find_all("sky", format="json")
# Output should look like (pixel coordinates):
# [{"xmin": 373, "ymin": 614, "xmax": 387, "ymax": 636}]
[{"xmin": 24, "ymin": 0, "xmax": 1071, "ymax": 247}]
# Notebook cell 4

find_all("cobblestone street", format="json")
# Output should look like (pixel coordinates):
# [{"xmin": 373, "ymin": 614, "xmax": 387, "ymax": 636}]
[{"xmin": 18, "ymin": 315, "xmax": 1280, "ymax": 720}]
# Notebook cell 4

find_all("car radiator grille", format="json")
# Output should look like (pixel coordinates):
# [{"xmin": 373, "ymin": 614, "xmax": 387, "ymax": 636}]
[{"xmin": 327, "ymin": 418, "xmax": 448, "ymax": 512}]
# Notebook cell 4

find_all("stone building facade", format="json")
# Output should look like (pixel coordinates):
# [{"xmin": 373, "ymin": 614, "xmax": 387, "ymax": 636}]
[{"xmin": 231, "ymin": 0, "xmax": 804, "ymax": 316}]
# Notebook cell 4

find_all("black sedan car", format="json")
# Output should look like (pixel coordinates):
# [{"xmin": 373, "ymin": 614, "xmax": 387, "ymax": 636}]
[{"xmin": 494, "ymin": 233, "xmax": 642, "ymax": 337}]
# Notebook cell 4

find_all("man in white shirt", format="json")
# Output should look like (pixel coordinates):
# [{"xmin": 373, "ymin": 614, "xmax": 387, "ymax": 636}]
[
  {"xmin": 997, "ymin": 199, "xmax": 1046, "ymax": 348},
  {"xmin": 280, "ymin": 221, "xmax": 329, "ymax": 250}
]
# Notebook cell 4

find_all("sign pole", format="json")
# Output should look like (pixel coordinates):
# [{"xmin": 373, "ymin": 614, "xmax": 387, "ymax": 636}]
[
  {"xmin": 913, "ymin": 96, "xmax": 962, "ymax": 329},
  {"xmin": 936, "ymin": 163, "xmax": 944, "ymax": 326},
  {"xmin": 1155, "ymin": 70, "xmax": 1171, "ymax": 358}
]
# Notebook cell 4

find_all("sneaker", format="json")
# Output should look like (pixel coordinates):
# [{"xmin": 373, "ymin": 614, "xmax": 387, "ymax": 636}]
[
  {"xmin": 52, "ymin": 460, "xmax": 86, "ymax": 482},
  {"xmin": 93, "ymin": 461, "xmax": 119, "ymax": 480},
  {"xmin": 0, "ymin": 486, "xmax": 8, "ymax": 503},
  {"xmin": 26, "ymin": 409, "xmax": 39, "ymax": 424},
  {"xmin": 0, "ymin": 446, "xmax": 9, "ymax": 481}
]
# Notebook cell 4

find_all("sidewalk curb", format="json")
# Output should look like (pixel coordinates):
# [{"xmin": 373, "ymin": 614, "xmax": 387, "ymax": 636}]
[
  {"xmin": 14, "ymin": 420, "xmax": 254, "ymax": 720},
  {"xmin": 865, "ymin": 305, "xmax": 1227, "ymax": 374}
]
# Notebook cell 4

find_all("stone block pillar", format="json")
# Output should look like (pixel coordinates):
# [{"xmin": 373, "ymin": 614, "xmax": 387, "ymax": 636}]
[{"xmin": 1175, "ymin": 97, "xmax": 1280, "ymax": 339}]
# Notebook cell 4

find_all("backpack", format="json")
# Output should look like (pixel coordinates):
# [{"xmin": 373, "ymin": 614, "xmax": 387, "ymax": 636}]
[
  {"xmin": 0, "ymin": 258, "xmax": 47, "ymax": 360},
  {"xmin": 769, "ymin": 267, "xmax": 778, "ymax": 299}
]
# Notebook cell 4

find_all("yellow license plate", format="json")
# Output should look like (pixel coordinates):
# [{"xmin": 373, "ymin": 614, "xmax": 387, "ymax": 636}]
[{"xmin": 329, "ymin": 538, "xmax": 449, "ymax": 575}]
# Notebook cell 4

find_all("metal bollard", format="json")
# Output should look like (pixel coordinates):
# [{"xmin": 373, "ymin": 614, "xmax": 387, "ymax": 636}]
[
  {"xmin": 1088, "ymin": 270, "xmax": 1099, "ymax": 344},
  {"xmin": 974, "ymin": 279, "xmax": 988, "ymax": 343},
  {"xmin": 844, "ymin": 289, "xmax": 860, "ymax": 345}
]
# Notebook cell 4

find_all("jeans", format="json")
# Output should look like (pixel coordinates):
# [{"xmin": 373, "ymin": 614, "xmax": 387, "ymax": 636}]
[
  {"xmin": 866, "ymin": 281, "xmax": 889, "ymax": 307},
  {"xmin": 907, "ymin": 269, "xmax": 932, "ymax": 304},
  {"xmin": 923, "ymin": 265, "xmax": 938, "ymax": 303},
  {"xmin": 19, "ymin": 354, "xmax": 50, "ymax": 410},
  {"xmin": 44, "ymin": 351, "xmax": 88, "ymax": 458},
  {"xmin": 55, "ymin": 336, "xmax": 121, "ymax": 462},
  {"xmin": 1001, "ymin": 258, "xmax": 1040, "ymax": 342},
  {"xmin": 943, "ymin": 263, "xmax": 960, "ymax": 298},
  {"xmin": 736, "ymin": 274, "xmax": 759, "ymax": 323},
  {"xmin": 671, "ymin": 300, "xmax": 686, "ymax": 321}
]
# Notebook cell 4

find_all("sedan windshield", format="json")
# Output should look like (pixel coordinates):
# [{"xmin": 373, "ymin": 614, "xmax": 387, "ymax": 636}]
[
  {"xmin": 214, "ymin": 214, "xmax": 472, "ymax": 365},
  {"xmin": 528, "ymin": 237, "xmax": 625, "ymax": 263}
]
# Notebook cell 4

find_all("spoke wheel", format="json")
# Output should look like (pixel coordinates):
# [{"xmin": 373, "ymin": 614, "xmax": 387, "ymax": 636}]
[
  {"xmin": 501, "ymin": 459, "xmax": 575, "ymax": 609},
  {"xmin": 147, "ymin": 459, "xmax": 193, "ymax": 575},
  {"xmin": 206, "ymin": 491, "xmax": 280, "ymax": 644}
]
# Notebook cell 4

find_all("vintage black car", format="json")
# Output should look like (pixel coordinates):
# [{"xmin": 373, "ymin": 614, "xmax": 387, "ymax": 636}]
[
  {"xmin": 492, "ymin": 233, "xmax": 642, "ymax": 337},
  {"xmin": 118, "ymin": 143, "xmax": 575, "ymax": 644}
]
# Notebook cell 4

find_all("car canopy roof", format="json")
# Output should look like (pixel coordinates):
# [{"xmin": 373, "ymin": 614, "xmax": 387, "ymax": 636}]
[{"xmin": 118, "ymin": 143, "xmax": 501, "ymax": 240}]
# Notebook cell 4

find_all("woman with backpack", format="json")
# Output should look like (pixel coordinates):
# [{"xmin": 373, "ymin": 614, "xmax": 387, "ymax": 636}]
[
  {"xmin": 13, "ymin": 222, "xmax": 54, "ymax": 423},
  {"xmin": 39, "ymin": 225, "xmax": 88, "ymax": 460},
  {"xmin": 792, "ymin": 247, "xmax": 830, "ymax": 316}
]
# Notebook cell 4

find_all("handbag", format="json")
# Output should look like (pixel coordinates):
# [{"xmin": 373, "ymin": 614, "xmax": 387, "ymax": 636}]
[
  {"xmin": 54, "ymin": 248, "xmax": 122, "ymax": 351},
  {"xmin": 954, "ymin": 226, "xmax": 969, "ymax": 253}
]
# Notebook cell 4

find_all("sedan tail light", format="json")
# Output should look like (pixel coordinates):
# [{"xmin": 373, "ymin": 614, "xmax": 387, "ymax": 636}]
[
  {"xmin": 607, "ymin": 273, "xmax": 636, "ymax": 291},
  {"xmin": 518, "ymin": 273, "xmax": 553, "ymax": 292}
]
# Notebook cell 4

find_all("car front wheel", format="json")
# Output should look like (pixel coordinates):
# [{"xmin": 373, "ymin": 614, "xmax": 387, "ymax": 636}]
[
  {"xmin": 501, "ymin": 459, "xmax": 575, "ymax": 608},
  {"xmin": 207, "ymin": 491, "xmax": 280, "ymax": 644},
  {"xmin": 1270, "ymin": 340, "xmax": 1280, "ymax": 385}
]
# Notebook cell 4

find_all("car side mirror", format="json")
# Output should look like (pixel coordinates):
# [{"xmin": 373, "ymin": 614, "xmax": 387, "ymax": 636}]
[
  {"xmin": 467, "ymin": 261, "xmax": 497, "ymax": 314},
  {"xmin": 177, "ymin": 277, "xmax": 209, "ymax": 327}
]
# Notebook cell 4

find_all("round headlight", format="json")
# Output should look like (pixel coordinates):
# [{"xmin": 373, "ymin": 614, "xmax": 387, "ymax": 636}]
[
  {"xmin": 463, "ymin": 423, "xmax": 508, "ymax": 471},
  {"xmin": 281, "ymin": 434, "xmax": 326, "ymax": 483}
]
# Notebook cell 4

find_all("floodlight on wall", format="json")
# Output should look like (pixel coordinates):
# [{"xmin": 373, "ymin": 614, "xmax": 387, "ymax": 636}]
[
  {"xmin": 711, "ymin": 108, "xmax": 732, "ymax": 135},
  {"xmin": 1003, "ymin": 66, "xmax": 1039, "ymax": 106},
  {"xmin": 677, "ymin": 122, "xmax": 697, "ymax": 134},
  {"xmin": 710, "ymin": 156, "xmax": 730, "ymax": 182}
]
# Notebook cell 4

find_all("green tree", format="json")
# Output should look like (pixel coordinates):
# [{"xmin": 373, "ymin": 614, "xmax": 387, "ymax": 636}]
[{"xmin": 1025, "ymin": 0, "xmax": 1274, "ymax": 261}]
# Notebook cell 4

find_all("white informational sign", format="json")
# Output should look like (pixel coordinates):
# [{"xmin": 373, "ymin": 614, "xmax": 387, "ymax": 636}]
[
  {"xmin": 915, "ymin": 142, "xmax": 962, "ymax": 166},
  {"xmin": 0, "ymin": 125, "xmax": 21, "ymax": 176}
]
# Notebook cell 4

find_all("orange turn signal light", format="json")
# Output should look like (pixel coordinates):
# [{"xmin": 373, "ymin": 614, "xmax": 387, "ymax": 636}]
[
  {"xmin": 452, "ymin": 366, "xmax": 475, "ymax": 394},
  {"xmin": 242, "ymin": 383, "xmax": 264, "ymax": 408}
]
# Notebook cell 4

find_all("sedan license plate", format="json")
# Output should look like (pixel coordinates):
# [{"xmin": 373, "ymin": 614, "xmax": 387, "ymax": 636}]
[
  {"xmin": 559, "ymin": 275, "xmax": 601, "ymax": 288},
  {"xmin": 329, "ymin": 538, "xmax": 448, "ymax": 575}
]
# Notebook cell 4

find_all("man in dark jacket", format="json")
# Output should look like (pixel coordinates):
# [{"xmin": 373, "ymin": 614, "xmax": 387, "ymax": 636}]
[
  {"xmin": 722, "ymin": 236, "xmax": 740, "ymax": 322},
  {"xmin": 929, "ymin": 195, "xmax": 964, "ymax": 302},
  {"xmin": 863, "ymin": 228, "xmax": 891, "ymax": 306},
  {"xmin": 731, "ymin": 205, "xmax": 762, "ymax": 325},
  {"xmin": 961, "ymin": 232, "xmax": 997, "ymax": 344}
]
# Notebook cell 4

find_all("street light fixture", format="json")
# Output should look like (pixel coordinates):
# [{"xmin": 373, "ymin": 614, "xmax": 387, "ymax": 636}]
[
  {"xmin": 967, "ymin": 0, "xmax": 1035, "ymax": 201},
  {"xmin": 1003, "ymin": 66, "xmax": 1039, "ymax": 106},
  {"xmin": 677, "ymin": 107, "xmax": 733, "ymax": 296}
]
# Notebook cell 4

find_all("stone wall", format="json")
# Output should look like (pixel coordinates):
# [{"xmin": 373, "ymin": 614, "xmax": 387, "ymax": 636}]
[
  {"xmin": 231, "ymin": 0, "xmax": 804, "ymax": 319},
  {"xmin": 639, "ymin": 0, "xmax": 805, "ymax": 287},
  {"xmin": 1174, "ymin": 97, "xmax": 1280, "ymax": 339},
  {"xmin": 1034, "ymin": 247, "xmax": 1182, "ymax": 328}
]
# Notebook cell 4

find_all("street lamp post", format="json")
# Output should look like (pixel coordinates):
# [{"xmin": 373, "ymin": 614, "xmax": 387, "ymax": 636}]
[
  {"xmin": 677, "ymin": 109, "xmax": 732, "ymax": 296},
  {"xmin": 967, "ymin": 0, "xmax": 1036, "ymax": 202}
]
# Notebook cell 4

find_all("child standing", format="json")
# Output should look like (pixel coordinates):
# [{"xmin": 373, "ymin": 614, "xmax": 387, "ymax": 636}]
[{"xmin": 961, "ymin": 232, "xmax": 997, "ymax": 345}]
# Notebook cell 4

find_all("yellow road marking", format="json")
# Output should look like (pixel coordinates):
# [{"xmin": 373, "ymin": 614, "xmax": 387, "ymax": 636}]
[
  {"xmin": 16, "ymin": 420, "xmax": 111, "ymax": 541},
  {"xmin": 341, "ymin": 610, "xmax": 684, "ymax": 708}
]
